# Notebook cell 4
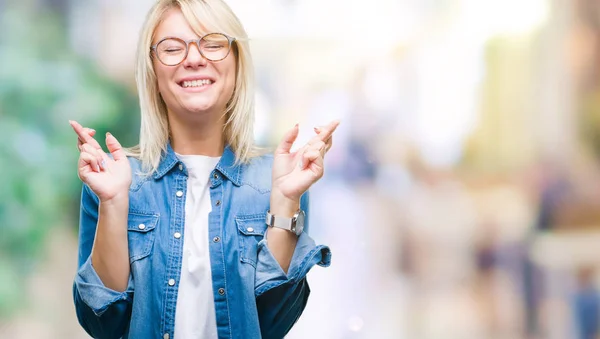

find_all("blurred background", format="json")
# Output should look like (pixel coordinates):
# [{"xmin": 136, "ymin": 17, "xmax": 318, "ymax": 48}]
[{"xmin": 2, "ymin": 0, "xmax": 600, "ymax": 338}]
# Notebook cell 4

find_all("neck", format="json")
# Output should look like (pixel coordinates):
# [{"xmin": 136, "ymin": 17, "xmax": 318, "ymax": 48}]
[{"xmin": 168, "ymin": 109, "xmax": 226, "ymax": 156}]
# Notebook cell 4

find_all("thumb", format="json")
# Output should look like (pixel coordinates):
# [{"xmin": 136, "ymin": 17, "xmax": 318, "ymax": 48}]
[
  {"xmin": 275, "ymin": 123, "xmax": 299, "ymax": 155},
  {"xmin": 105, "ymin": 132, "xmax": 126, "ymax": 161}
]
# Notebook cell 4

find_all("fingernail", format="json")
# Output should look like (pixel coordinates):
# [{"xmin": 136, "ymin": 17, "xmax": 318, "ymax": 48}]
[
  {"xmin": 90, "ymin": 129, "xmax": 96, "ymax": 133},
  {"xmin": 295, "ymin": 123, "xmax": 299, "ymax": 129},
  {"xmin": 100, "ymin": 160, "xmax": 106, "ymax": 169},
  {"xmin": 106, "ymin": 132, "xmax": 112, "ymax": 137},
  {"xmin": 314, "ymin": 127, "xmax": 320, "ymax": 133}
]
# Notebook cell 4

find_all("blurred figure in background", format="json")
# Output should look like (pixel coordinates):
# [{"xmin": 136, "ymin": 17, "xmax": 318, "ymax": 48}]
[{"xmin": 573, "ymin": 267, "xmax": 600, "ymax": 339}]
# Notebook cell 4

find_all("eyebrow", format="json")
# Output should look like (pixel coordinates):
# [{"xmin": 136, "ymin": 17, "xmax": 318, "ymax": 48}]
[{"xmin": 155, "ymin": 33, "xmax": 217, "ymax": 42}]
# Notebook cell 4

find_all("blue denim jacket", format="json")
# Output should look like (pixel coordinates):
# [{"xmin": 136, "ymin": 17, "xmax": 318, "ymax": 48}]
[{"xmin": 72, "ymin": 144, "xmax": 331, "ymax": 339}]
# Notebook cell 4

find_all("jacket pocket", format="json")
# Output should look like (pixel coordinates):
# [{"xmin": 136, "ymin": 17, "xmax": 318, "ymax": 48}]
[
  {"xmin": 235, "ymin": 214, "xmax": 268, "ymax": 267},
  {"xmin": 127, "ymin": 212, "xmax": 159, "ymax": 263}
]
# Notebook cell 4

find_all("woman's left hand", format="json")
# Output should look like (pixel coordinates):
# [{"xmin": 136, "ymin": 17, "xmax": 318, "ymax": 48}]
[{"xmin": 271, "ymin": 120, "xmax": 340, "ymax": 206}]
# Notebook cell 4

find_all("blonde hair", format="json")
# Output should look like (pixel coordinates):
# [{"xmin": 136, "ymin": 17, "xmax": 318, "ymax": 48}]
[{"xmin": 126, "ymin": 0, "xmax": 262, "ymax": 175}]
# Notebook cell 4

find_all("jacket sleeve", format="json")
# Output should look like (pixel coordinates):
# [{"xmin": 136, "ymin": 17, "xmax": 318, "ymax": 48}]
[
  {"xmin": 255, "ymin": 191, "xmax": 332, "ymax": 338},
  {"xmin": 72, "ymin": 184, "xmax": 134, "ymax": 339}
]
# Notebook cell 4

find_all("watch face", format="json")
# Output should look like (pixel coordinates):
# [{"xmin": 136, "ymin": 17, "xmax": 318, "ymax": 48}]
[{"xmin": 294, "ymin": 210, "xmax": 305, "ymax": 235}]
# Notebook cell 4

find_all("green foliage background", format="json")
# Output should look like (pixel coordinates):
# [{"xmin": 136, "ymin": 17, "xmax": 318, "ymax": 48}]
[{"xmin": 0, "ymin": 3, "xmax": 140, "ymax": 318}]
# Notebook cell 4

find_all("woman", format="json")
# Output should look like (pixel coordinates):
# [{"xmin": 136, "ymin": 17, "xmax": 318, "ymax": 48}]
[{"xmin": 70, "ymin": 0, "xmax": 338, "ymax": 338}]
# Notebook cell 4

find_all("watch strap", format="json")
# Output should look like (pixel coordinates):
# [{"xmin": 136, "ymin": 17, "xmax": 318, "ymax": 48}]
[
  {"xmin": 265, "ymin": 210, "xmax": 300, "ymax": 233},
  {"xmin": 265, "ymin": 210, "xmax": 295, "ymax": 232}
]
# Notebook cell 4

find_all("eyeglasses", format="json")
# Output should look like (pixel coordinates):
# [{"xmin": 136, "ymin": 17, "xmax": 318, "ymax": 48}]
[{"xmin": 151, "ymin": 33, "xmax": 236, "ymax": 66}]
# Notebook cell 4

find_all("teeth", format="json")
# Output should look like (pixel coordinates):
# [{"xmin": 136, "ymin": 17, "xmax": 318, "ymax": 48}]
[{"xmin": 182, "ymin": 79, "xmax": 212, "ymax": 88}]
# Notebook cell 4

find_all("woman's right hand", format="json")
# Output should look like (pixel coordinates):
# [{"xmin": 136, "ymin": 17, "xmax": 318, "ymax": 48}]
[{"xmin": 69, "ymin": 120, "xmax": 132, "ymax": 203}]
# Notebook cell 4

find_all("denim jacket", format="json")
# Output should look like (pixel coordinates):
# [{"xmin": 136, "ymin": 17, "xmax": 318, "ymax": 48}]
[{"xmin": 72, "ymin": 144, "xmax": 332, "ymax": 339}]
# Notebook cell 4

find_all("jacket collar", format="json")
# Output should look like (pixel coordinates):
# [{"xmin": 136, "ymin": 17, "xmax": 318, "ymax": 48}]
[{"xmin": 153, "ymin": 142, "xmax": 242, "ymax": 186}]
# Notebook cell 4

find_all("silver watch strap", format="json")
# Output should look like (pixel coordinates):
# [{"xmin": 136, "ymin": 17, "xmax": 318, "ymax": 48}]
[{"xmin": 265, "ymin": 211, "xmax": 294, "ymax": 231}]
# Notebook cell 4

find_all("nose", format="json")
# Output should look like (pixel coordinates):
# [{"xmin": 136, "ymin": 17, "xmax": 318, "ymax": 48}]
[{"xmin": 183, "ymin": 41, "xmax": 207, "ymax": 68}]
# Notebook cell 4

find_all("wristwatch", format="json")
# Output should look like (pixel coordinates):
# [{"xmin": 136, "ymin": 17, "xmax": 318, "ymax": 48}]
[{"xmin": 265, "ymin": 209, "xmax": 305, "ymax": 236}]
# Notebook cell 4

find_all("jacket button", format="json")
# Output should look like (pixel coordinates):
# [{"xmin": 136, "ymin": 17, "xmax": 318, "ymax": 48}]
[
  {"xmin": 215, "ymin": 200, "xmax": 221, "ymax": 206},
  {"xmin": 174, "ymin": 232, "xmax": 181, "ymax": 239},
  {"xmin": 138, "ymin": 224, "xmax": 146, "ymax": 230},
  {"xmin": 176, "ymin": 191, "xmax": 183, "ymax": 197},
  {"xmin": 213, "ymin": 173, "xmax": 219, "ymax": 180},
  {"xmin": 246, "ymin": 227, "xmax": 254, "ymax": 233},
  {"xmin": 213, "ymin": 236, "xmax": 220, "ymax": 243},
  {"xmin": 163, "ymin": 333, "xmax": 170, "ymax": 339},
  {"xmin": 178, "ymin": 164, "xmax": 183, "ymax": 171},
  {"xmin": 218, "ymin": 288, "xmax": 225, "ymax": 295},
  {"xmin": 168, "ymin": 279, "xmax": 175, "ymax": 286}
]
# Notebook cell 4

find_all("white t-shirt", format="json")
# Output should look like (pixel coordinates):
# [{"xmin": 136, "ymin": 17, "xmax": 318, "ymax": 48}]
[{"xmin": 174, "ymin": 153, "xmax": 221, "ymax": 339}]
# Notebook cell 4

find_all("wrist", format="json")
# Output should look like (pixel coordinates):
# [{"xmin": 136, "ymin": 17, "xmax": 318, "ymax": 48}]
[
  {"xmin": 269, "ymin": 190, "xmax": 300, "ymax": 218},
  {"xmin": 99, "ymin": 192, "xmax": 129, "ymax": 209}
]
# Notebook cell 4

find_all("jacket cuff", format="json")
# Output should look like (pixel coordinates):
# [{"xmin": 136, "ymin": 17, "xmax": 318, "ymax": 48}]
[
  {"xmin": 254, "ymin": 231, "xmax": 331, "ymax": 296},
  {"xmin": 74, "ymin": 256, "xmax": 133, "ymax": 316}
]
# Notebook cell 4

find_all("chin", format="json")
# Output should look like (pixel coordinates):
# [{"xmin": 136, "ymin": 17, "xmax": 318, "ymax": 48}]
[
  {"xmin": 185, "ymin": 106, "xmax": 213, "ymax": 115},
  {"xmin": 182, "ymin": 98, "xmax": 217, "ymax": 113}
]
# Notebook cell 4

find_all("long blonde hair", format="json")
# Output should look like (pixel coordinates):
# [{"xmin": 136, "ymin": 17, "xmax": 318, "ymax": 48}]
[{"xmin": 127, "ymin": 0, "xmax": 261, "ymax": 175}]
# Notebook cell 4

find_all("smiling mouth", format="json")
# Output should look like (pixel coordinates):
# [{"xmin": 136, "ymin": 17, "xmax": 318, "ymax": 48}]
[{"xmin": 179, "ymin": 79, "xmax": 214, "ymax": 88}]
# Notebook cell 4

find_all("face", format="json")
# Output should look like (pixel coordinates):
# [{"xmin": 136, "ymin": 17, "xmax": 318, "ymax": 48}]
[{"xmin": 152, "ymin": 8, "xmax": 236, "ymax": 120}]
